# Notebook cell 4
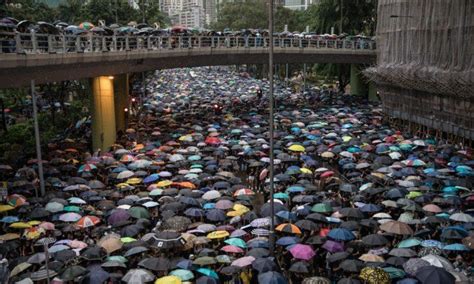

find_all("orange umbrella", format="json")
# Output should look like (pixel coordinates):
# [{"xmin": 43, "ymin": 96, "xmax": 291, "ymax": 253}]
[
  {"xmin": 76, "ymin": 216, "xmax": 101, "ymax": 228},
  {"xmin": 175, "ymin": 182, "xmax": 196, "ymax": 189},
  {"xmin": 275, "ymin": 223, "xmax": 302, "ymax": 234}
]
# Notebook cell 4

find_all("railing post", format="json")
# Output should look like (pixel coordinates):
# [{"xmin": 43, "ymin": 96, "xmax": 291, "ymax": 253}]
[
  {"xmin": 125, "ymin": 35, "xmax": 130, "ymax": 51},
  {"xmin": 317, "ymin": 40, "xmax": 320, "ymax": 48},
  {"xmin": 75, "ymin": 35, "xmax": 80, "ymax": 52},
  {"xmin": 31, "ymin": 30, "xmax": 37, "ymax": 53},
  {"xmin": 102, "ymin": 36, "xmax": 107, "ymax": 52},
  {"xmin": 168, "ymin": 37, "xmax": 172, "ymax": 49},
  {"xmin": 178, "ymin": 37, "xmax": 182, "ymax": 48},
  {"xmin": 15, "ymin": 33, "xmax": 22, "ymax": 53},
  {"xmin": 48, "ymin": 35, "xmax": 54, "ymax": 53},
  {"xmin": 343, "ymin": 40, "xmax": 347, "ymax": 49},
  {"xmin": 88, "ymin": 34, "xmax": 93, "ymax": 52},
  {"xmin": 299, "ymin": 38, "xmax": 302, "ymax": 48},
  {"xmin": 61, "ymin": 34, "xmax": 66, "ymax": 53},
  {"xmin": 244, "ymin": 37, "xmax": 249, "ymax": 48},
  {"xmin": 325, "ymin": 40, "xmax": 328, "ymax": 48},
  {"xmin": 198, "ymin": 36, "xmax": 202, "ymax": 48},
  {"xmin": 113, "ymin": 35, "xmax": 117, "ymax": 51},
  {"xmin": 147, "ymin": 36, "xmax": 151, "ymax": 50}
]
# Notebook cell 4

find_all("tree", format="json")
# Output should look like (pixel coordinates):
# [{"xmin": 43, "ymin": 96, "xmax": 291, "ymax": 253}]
[{"xmin": 4, "ymin": 0, "xmax": 57, "ymax": 22}]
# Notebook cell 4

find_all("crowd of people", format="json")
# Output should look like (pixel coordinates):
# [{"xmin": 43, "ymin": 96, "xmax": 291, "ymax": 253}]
[{"xmin": 0, "ymin": 67, "xmax": 472, "ymax": 284}]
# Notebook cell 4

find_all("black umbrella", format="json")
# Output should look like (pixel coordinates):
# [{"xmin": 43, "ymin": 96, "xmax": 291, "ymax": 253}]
[
  {"xmin": 148, "ymin": 231, "xmax": 186, "ymax": 249},
  {"xmin": 252, "ymin": 257, "xmax": 277, "ymax": 272},
  {"xmin": 138, "ymin": 257, "xmax": 171, "ymax": 271},
  {"xmin": 246, "ymin": 248, "xmax": 270, "ymax": 258},
  {"xmin": 81, "ymin": 246, "xmax": 107, "ymax": 261},
  {"xmin": 339, "ymin": 207, "xmax": 364, "ymax": 219},
  {"xmin": 53, "ymin": 249, "xmax": 77, "ymax": 262},
  {"xmin": 124, "ymin": 246, "xmax": 149, "ymax": 257},
  {"xmin": 361, "ymin": 234, "xmax": 389, "ymax": 246},
  {"xmin": 338, "ymin": 278, "xmax": 361, "ymax": 284},
  {"xmin": 61, "ymin": 265, "xmax": 87, "ymax": 281},
  {"xmin": 339, "ymin": 259, "xmax": 364, "ymax": 273},
  {"xmin": 295, "ymin": 219, "xmax": 318, "ymax": 231},
  {"xmin": 289, "ymin": 261, "xmax": 309, "ymax": 273},
  {"xmin": 327, "ymin": 251, "xmax": 350, "ymax": 263},
  {"xmin": 415, "ymin": 266, "xmax": 455, "ymax": 284},
  {"xmin": 206, "ymin": 209, "xmax": 226, "ymax": 222}
]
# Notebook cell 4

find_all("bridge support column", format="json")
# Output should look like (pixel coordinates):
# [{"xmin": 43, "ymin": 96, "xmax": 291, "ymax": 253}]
[
  {"xmin": 91, "ymin": 76, "xmax": 116, "ymax": 152},
  {"xmin": 114, "ymin": 74, "xmax": 129, "ymax": 133},
  {"xmin": 368, "ymin": 81, "xmax": 378, "ymax": 102},
  {"xmin": 350, "ymin": 64, "xmax": 368, "ymax": 97}
]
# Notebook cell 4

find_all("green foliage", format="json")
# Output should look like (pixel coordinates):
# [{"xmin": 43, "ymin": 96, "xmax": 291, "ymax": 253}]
[
  {"xmin": 313, "ymin": 0, "xmax": 377, "ymax": 35},
  {"xmin": 3, "ymin": 0, "xmax": 58, "ymax": 22},
  {"xmin": 211, "ymin": 0, "xmax": 267, "ymax": 31}
]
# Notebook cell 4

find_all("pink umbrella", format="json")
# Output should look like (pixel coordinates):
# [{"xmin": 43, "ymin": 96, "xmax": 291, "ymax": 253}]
[
  {"xmin": 39, "ymin": 221, "xmax": 55, "ymax": 231},
  {"xmin": 59, "ymin": 212, "xmax": 82, "ymax": 222},
  {"xmin": 289, "ymin": 244, "xmax": 316, "ymax": 260},
  {"xmin": 221, "ymin": 245, "xmax": 244, "ymax": 254},
  {"xmin": 231, "ymin": 256, "xmax": 256, "ymax": 267},
  {"xmin": 69, "ymin": 239, "xmax": 88, "ymax": 249},
  {"xmin": 215, "ymin": 200, "xmax": 234, "ymax": 210}
]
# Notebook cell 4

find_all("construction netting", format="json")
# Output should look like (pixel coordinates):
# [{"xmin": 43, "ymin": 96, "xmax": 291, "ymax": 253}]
[{"xmin": 365, "ymin": 0, "xmax": 474, "ymax": 97}]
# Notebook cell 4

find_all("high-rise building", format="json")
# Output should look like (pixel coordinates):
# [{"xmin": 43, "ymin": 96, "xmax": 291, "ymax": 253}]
[
  {"xmin": 203, "ymin": 0, "xmax": 217, "ymax": 27},
  {"xmin": 284, "ymin": 0, "xmax": 319, "ymax": 11},
  {"xmin": 160, "ymin": 0, "xmax": 207, "ymax": 28}
]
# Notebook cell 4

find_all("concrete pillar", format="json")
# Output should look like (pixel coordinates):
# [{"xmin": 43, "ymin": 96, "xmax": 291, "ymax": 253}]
[
  {"xmin": 368, "ymin": 81, "xmax": 378, "ymax": 102},
  {"xmin": 91, "ymin": 76, "xmax": 116, "ymax": 152},
  {"xmin": 350, "ymin": 64, "xmax": 368, "ymax": 97},
  {"xmin": 114, "ymin": 74, "xmax": 129, "ymax": 132}
]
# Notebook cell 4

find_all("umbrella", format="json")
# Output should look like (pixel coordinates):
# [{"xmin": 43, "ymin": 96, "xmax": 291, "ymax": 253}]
[
  {"xmin": 258, "ymin": 271, "xmax": 288, "ymax": 284},
  {"xmin": 289, "ymin": 244, "xmax": 315, "ymax": 260},
  {"xmin": 380, "ymin": 221, "xmax": 414, "ymax": 235},
  {"xmin": 359, "ymin": 267, "xmax": 390, "ymax": 284},
  {"xmin": 231, "ymin": 256, "xmax": 255, "ymax": 267},
  {"xmin": 415, "ymin": 266, "xmax": 455, "ymax": 284},
  {"xmin": 252, "ymin": 257, "xmax": 277, "ymax": 272},
  {"xmin": 327, "ymin": 228, "xmax": 355, "ymax": 241},
  {"xmin": 170, "ymin": 269, "xmax": 194, "ymax": 281},
  {"xmin": 122, "ymin": 269, "xmax": 155, "ymax": 283}
]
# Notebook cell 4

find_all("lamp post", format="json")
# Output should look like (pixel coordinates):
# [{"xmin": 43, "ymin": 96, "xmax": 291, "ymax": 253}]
[
  {"xmin": 31, "ymin": 80, "xmax": 45, "ymax": 197},
  {"xmin": 268, "ymin": 0, "xmax": 275, "ymax": 256}
]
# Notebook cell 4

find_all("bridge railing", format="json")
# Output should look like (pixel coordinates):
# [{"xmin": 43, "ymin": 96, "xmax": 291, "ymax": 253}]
[{"xmin": 0, "ymin": 32, "xmax": 376, "ymax": 54}]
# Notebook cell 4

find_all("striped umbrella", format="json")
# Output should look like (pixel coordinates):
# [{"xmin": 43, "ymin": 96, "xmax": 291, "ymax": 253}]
[{"xmin": 76, "ymin": 216, "xmax": 101, "ymax": 228}]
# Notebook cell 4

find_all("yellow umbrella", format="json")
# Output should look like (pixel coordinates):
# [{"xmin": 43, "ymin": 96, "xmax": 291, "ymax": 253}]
[
  {"xmin": 28, "ymin": 220, "xmax": 41, "ymax": 226},
  {"xmin": 321, "ymin": 151, "xmax": 335, "ymax": 158},
  {"xmin": 178, "ymin": 135, "xmax": 193, "ymax": 142},
  {"xmin": 0, "ymin": 233, "xmax": 20, "ymax": 241},
  {"xmin": 226, "ymin": 210, "xmax": 244, "ymax": 217},
  {"xmin": 10, "ymin": 222, "xmax": 32, "ymax": 229},
  {"xmin": 156, "ymin": 180, "xmax": 173, "ymax": 187},
  {"xmin": 0, "ymin": 205, "xmax": 15, "ymax": 213},
  {"xmin": 342, "ymin": 136, "xmax": 352, "ymax": 142},
  {"xmin": 233, "ymin": 204, "xmax": 249, "ymax": 213},
  {"xmin": 359, "ymin": 253, "xmax": 385, "ymax": 262},
  {"xmin": 133, "ymin": 144, "xmax": 144, "ymax": 151},
  {"xmin": 126, "ymin": 178, "xmax": 142, "ymax": 185},
  {"xmin": 155, "ymin": 276, "xmax": 182, "ymax": 284},
  {"xmin": 300, "ymin": 168, "xmax": 313, "ymax": 174},
  {"xmin": 288, "ymin": 145, "xmax": 305, "ymax": 152},
  {"xmin": 207, "ymin": 230, "xmax": 229, "ymax": 239},
  {"xmin": 116, "ymin": 183, "xmax": 131, "ymax": 189}
]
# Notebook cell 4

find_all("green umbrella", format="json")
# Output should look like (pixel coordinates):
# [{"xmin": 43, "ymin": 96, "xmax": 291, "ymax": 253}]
[
  {"xmin": 107, "ymin": 256, "xmax": 127, "ymax": 263},
  {"xmin": 397, "ymin": 238, "xmax": 421, "ymax": 248},
  {"xmin": 129, "ymin": 206, "xmax": 150, "ymax": 219},
  {"xmin": 382, "ymin": 267, "xmax": 406, "ymax": 279},
  {"xmin": 170, "ymin": 269, "xmax": 194, "ymax": 281},
  {"xmin": 311, "ymin": 203, "xmax": 333, "ymax": 213},
  {"xmin": 64, "ymin": 205, "xmax": 81, "ymax": 212},
  {"xmin": 196, "ymin": 268, "xmax": 219, "ymax": 279},
  {"xmin": 224, "ymin": 238, "xmax": 247, "ymax": 248},
  {"xmin": 273, "ymin": 192, "xmax": 289, "ymax": 200},
  {"xmin": 193, "ymin": 256, "xmax": 216, "ymax": 266}
]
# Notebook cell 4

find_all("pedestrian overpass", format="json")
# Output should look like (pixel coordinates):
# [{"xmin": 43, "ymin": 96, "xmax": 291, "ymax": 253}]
[{"xmin": 0, "ymin": 33, "xmax": 377, "ymax": 150}]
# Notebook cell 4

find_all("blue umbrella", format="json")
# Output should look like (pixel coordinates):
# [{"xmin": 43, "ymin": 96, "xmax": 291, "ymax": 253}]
[
  {"xmin": 258, "ymin": 271, "xmax": 288, "ymax": 284},
  {"xmin": 443, "ymin": 243, "xmax": 470, "ymax": 251},
  {"xmin": 360, "ymin": 204, "xmax": 382, "ymax": 213},
  {"xmin": 328, "ymin": 228, "xmax": 356, "ymax": 241},
  {"xmin": 0, "ymin": 216, "xmax": 19, "ymax": 223},
  {"xmin": 276, "ymin": 211, "xmax": 297, "ymax": 221},
  {"xmin": 276, "ymin": 236, "xmax": 300, "ymax": 246},
  {"xmin": 143, "ymin": 174, "xmax": 160, "ymax": 183}
]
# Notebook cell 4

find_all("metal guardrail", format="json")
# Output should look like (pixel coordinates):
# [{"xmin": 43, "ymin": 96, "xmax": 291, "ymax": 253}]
[{"xmin": 0, "ymin": 32, "xmax": 376, "ymax": 54}]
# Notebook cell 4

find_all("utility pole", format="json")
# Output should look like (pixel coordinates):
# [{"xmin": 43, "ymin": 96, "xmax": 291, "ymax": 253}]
[
  {"xmin": 31, "ymin": 80, "xmax": 45, "ymax": 197},
  {"xmin": 268, "ymin": 0, "xmax": 275, "ymax": 256},
  {"xmin": 340, "ymin": 0, "xmax": 343, "ymax": 34}
]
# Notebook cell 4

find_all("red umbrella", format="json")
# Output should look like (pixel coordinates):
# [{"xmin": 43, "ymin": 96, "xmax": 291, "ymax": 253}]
[{"xmin": 205, "ymin": 137, "xmax": 221, "ymax": 145}]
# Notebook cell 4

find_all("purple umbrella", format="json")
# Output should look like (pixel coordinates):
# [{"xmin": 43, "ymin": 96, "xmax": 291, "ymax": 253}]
[
  {"xmin": 322, "ymin": 240, "xmax": 345, "ymax": 253},
  {"xmin": 215, "ymin": 199, "xmax": 234, "ymax": 210},
  {"xmin": 231, "ymin": 256, "xmax": 255, "ymax": 267},
  {"xmin": 107, "ymin": 209, "xmax": 131, "ymax": 226},
  {"xmin": 289, "ymin": 244, "xmax": 316, "ymax": 260}
]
